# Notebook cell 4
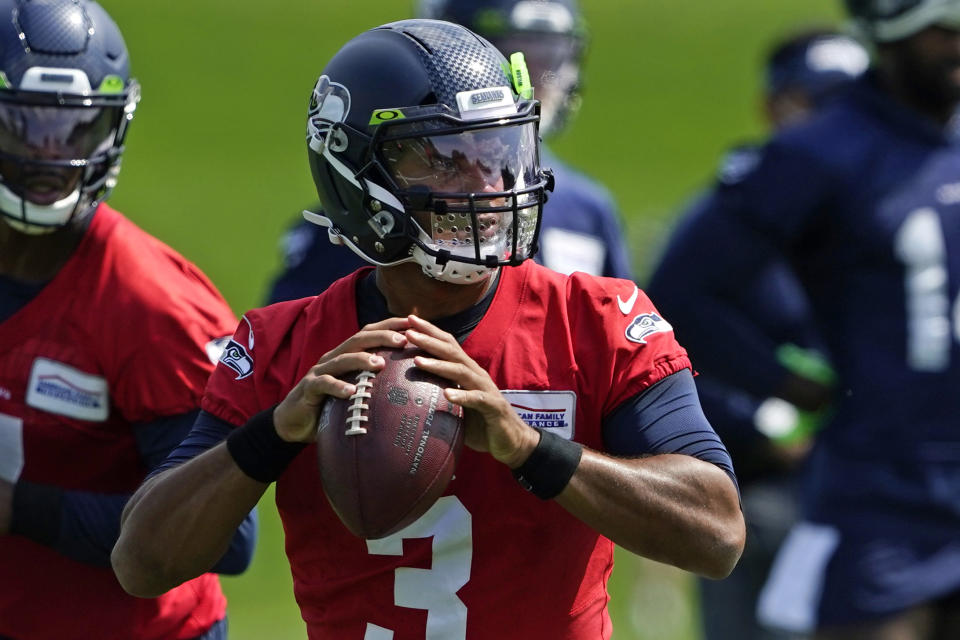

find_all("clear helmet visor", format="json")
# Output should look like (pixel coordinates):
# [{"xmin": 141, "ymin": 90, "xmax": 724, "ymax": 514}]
[
  {"xmin": 379, "ymin": 121, "xmax": 541, "ymax": 265},
  {"xmin": 0, "ymin": 102, "xmax": 120, "ymax": 205}
]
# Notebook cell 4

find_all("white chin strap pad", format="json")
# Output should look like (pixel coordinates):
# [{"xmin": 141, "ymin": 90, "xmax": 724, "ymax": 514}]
[
  {"xmin": 411, "ymin": 243, "xmax": 495, "ymax": 285},
  {"xmin": 0, "ymin": 184, "xmax": 81, "ymax": 234}
]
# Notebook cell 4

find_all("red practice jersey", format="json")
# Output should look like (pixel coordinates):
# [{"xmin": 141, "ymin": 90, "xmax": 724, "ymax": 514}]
[
  {"xmin": 203, "ymin": 261, "xmax": 691, "ymax": 640},
  {"xmin": 0, "ymin": 205, "xmax": 236, "ymax": 640}
]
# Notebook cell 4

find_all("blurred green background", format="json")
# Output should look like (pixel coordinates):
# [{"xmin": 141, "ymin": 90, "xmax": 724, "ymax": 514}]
[{"xmin": 101, "ymin": 1, "xmax": 844, "ymax": 638}]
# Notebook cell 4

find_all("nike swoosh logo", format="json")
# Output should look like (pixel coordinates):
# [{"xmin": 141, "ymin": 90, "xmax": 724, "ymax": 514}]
[{"xmin": 617, "ymin": 286, "xmax": 639, "ymax": 315}]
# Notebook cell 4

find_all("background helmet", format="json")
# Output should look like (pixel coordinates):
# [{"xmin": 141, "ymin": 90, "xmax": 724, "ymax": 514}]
[
  {"xmin": 765, "ymin": 30, "xmax": 868, "ymax": 106},
  {"xmin": 416, "ymin": 0, "xmax": 585, "ymax": 137},
  {"xmin": 844, "ymin": 0, "xmax": 960, "ymax": 42},
  {"xmin": 0, "ymin": 0, "xmax": 139, "ymax": 234},
  {"xmin": 306, "ymin": 19, "xmax": 553, "ymax": 285}
]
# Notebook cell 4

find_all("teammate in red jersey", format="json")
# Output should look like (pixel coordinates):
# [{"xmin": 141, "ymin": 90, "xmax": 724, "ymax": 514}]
[
  {"xmin": 113, "ymin": 20, "xmax": 744, "ymax": 639},
  {"xmin": 0, "ymin": 1, "xmax": 255, "ymax": 639}
]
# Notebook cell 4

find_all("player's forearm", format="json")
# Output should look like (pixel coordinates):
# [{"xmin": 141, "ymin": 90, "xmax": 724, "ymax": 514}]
[
  {"xmin": 556, "ymin": 451, "xmax": 745, "ymax": 580},
  {"xmin": 112, "ymin": 443, "xmax": 266, "ymax": 597}
]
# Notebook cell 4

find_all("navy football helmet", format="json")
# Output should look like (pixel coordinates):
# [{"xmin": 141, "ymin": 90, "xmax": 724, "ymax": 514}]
[
  {"xmin": 306, "ymin": 19, "xmax": 553, "ymax": 284},
  {"xmin": 0, "ymin": 0, "xmax": 139, "ymax": 234},
  {"xmin": 844, "ymin": 0, "xmax": 960, "ymax": 42},
  {"xmin": 766, "ymin": 31, "xmax": 868, "ymax": 103},
  {"xmin": 416, "ymin": 0, "xmax": 585, "ymax": 137}
]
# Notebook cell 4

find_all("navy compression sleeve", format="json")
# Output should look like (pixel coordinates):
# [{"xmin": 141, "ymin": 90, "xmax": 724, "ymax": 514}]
[
  {"xmin": 603, "ymin": 369, "xmax": 738, "ymax": 490},
  {"xmin": 147, "ymin": 410, "xmax": 259, "ymax": 574},
  {"xmin": 11, "ymin": 411, "xmax": 257, "ymax": 572},
  {"xmin": 150, "ymin": 410, "xmax": 237, "ymax": 476}
]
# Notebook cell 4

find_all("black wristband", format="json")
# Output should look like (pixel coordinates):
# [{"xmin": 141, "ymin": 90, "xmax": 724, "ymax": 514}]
[
  {"xmin": 226, "ymin": 406, "xmax": 306, "ymax": 483},
  {"xmin": 511, "ymin": 428, "xmax": 583, "ymax": 500},
  {"xmin": 11, "ymin": 481, "xmax": 62, "ymax": 546}
]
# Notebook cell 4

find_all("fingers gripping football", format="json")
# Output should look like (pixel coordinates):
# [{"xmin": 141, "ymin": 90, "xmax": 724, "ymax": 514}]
[
  {"xmin": 405, "ymin": 315, "xmax": 538, "ymax": 468},
  {"xmin": 274, "ymin": 319, "xmax": 410, "ymax": 443}
]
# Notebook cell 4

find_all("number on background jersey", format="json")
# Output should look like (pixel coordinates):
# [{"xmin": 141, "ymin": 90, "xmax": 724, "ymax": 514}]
[
  {"xmin": 895, "ymin": 207, "xmax": 953, "ymax": 371},
  {"xmin": 0, "ymin": 412, "xmax": 24, "ymax": 483}
]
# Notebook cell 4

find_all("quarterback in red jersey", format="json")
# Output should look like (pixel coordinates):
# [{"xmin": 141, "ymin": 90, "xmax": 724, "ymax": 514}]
[
  {"xmin": 0, "ymin": 2, "xmax": 254, "ymax": 639},
  {"xmin": 114, "ymin": 19, "xmax": 745, "ymax": 639}
]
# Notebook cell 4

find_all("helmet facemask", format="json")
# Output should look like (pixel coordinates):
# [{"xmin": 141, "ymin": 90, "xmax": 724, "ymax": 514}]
[
  {"xmin": 0, "ymin": 85, "xmax": 138, "ymax": 234},
  {"xmin": 370, "ymin": 105, "xmax": 546, "ymax": 283},
  {"xmin": 0, "ymin": 0, "xmax": 139, "ymax": 235}
]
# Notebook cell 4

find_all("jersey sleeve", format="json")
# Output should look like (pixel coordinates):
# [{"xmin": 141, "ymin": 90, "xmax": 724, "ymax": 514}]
[
  {"xmin": 201, "ymin": 315, "xmax": 263, "ymax": 427},
  {"xmin": 569, "ymin": 274, "xmax": 692, "ymax": 417},
  {"xmin": 201, "ymin": 299, "xmax": 311, "ymax": 427},
  {"xmin": 108, "ymin": 269, "xmax": 236, "ymax": 424}
]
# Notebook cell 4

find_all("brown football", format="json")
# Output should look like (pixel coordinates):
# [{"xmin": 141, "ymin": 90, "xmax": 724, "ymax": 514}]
[{"xmin": 316, "ymin": 346, "xmax": 464, "ymax": 539}]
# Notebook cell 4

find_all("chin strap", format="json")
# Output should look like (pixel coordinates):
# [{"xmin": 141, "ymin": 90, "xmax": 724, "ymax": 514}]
[{"xmin": 0, "ymin": 184, "xmax": 82, "ymax": 235}]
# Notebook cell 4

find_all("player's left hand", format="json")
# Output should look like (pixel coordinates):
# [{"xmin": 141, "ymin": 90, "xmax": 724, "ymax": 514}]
[
  {"xmin": 404, "ymin": 315, "xmax": 539, "ymax": 469},
  {"xmin": 0, "ymin": 479, "xmax": 12, "ymax": 535}
]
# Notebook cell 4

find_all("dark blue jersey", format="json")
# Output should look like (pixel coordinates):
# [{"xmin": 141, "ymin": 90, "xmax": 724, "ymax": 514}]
[
  {"xmin": 649, "ymin": 149, "xmax": 825, "ymax": 484},
  {"xmin": 652, "ymin": 76, "xmax": 960, "ymax": 628},
  {"xmin": 651, "ymin": 74, "xmax": 960, "ymax": 519},
  {"xmin": 649, "ymin": 180, "xmax": 822, "ymax": 401},
  {"xmin": 266, "ymin": 149, "xmax": 633, "ymax": 304}
]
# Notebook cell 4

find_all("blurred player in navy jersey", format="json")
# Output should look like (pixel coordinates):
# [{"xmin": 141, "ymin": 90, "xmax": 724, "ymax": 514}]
[
  {"xmin": 0, "ymin": 1, "xmax": 255, "ymax": 638},
  {"xmin": 113, "ymin": 19, "xmax": 744, "ymax": 639},
  {"xmin": 650, "ymin": 29, "xmax": 868, "ymax": 640},
  {"xmin": 652, "ymin": 0, "xmax": 960, "ymax": 637},
  {"xmin": 265, "ymin": 0, "xmax": 632, "ymax": 305}
]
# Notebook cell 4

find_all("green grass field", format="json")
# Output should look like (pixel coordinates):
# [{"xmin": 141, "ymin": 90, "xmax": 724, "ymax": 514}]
[{"xmin": 99, "ymin": 2, "xmax": 845, "ymax": 638}]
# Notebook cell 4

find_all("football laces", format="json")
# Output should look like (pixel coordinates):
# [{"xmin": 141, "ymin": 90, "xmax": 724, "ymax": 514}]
[{"xmin": 345, "ymin": 370, "xmax": 376, "ymax": 435}]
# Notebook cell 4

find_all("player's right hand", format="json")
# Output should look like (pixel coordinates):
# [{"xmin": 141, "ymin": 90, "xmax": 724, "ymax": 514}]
[{"xmin": 273, "ymin": 317, "xmax": 410, "ymax": 442}]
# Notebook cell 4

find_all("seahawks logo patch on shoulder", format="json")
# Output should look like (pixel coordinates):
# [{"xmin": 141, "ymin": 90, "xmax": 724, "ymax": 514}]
[
  {"xmin": 219, "ymin": 340, "xmax": 254, "ymax": 380},
  {"xmin": 626, "ymin": 313, "xmax": 672, "ymax": 344}
]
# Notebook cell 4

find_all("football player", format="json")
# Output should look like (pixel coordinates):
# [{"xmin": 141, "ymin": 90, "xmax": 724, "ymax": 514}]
[
  {"xmin": 653, "ymin": 0, "xmax": 960, "ymax": 637},
  {"xmin": 265, "ymin": 0, "xmax": 632, "ymax": 305},
  {"xmin": 0, "ymin": 1, "xmax": 255, "ymax": 639},
  {"xmin": 113, "ymin": 20, "xmax": 744, "ymax": 639},
  {"xmin": 649, "ymin": 29, "xmax": 867, "ymax": 640}
]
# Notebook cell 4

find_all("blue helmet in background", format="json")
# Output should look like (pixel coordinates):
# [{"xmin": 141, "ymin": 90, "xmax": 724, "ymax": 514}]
[
  {"xmin": 416, "ymin": 0, "xmax": 585, "ymax": 137},
  {"xmin": 0, "ymin": 0, "xmax": 139, "ymax": 234},
  {"xmin": 844, "ymin": 0, "xmax": 960, "ymax": 42},
  {"xmin": 766, "ymin": 30, "xmax": 869, "ymax": 105}
]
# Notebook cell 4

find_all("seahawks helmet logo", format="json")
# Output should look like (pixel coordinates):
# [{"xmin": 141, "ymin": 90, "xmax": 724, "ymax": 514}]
[
  {"xmin": 625, "ymin": 313, "xmax": 673, "ymax": 345},
  {"xmin": 219, "ymin": 340, "xmax": 254, "ymax": 380},
  {"xmin": 308, "ymin": 75, "xmax": 351, "ymax": 154}
]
